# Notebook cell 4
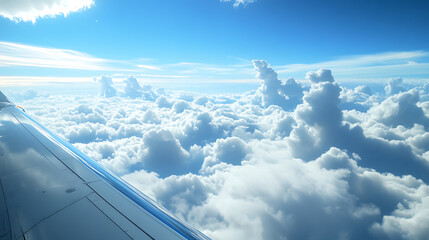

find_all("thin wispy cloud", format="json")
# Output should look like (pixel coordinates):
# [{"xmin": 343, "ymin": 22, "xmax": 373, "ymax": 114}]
[
  {"xmin": 137, "ymin": 65, "xmax": 162, "ymax": 71},
  {"xmin": 276, "ymin": 51, "xmax": 429, "ymax": 78},
  {"xmin": 1, "ymin": 41, "xmax": 428, "ymax": 86},
  {"xmin": 221, "ymin": 0, "xmax": 257, "ymax": 7},
  {"xmin": 0, "ymin": 42, "xmax": 130, "ymax": 71},
  {"xmin": 0, "ymin": 76, "xmax": 93, "ymax": 86},
  {"xmin": 0, "ymin": 0, "xmax": 94, "ymax": 23}
]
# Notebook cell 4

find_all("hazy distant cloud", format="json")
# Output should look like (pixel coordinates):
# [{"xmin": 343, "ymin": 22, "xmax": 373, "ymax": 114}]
[
  {"xmin": 0, "ymin": 76, "xmax": 93, "ymax": 86},
  {"xmin": 97, "ymin": 75, "xmax": 117, "ymax": 98},
  {"xmin": 385, "ymin": 77, "xmax": 407, "ymax": 96},
  {"xmin": 276, "ymin": 51, "xmax": 429, "ymax": 82},
  {"xmin": 122, "ymin": 77, "xmax": 143, "ymax": 99},
  {"xmin": 0, "ymin": 0, "xmax": 94, "ymax": 22},
  {"xmin": 278, "ymin": 51, "xmax": 428, "ymax": 73}
]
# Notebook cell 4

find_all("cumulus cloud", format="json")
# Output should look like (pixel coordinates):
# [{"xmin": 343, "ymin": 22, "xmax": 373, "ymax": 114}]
[
  {"xmin": 138, "ymin": 129, "xmax": 191, "ymax": 178},
  {"xmin": 294, "ymin": 79, "xmax": 429, "ymax": 181},
  {"xmin": 18, "ymin": 59, "xmax": 429, "ymax": 240},
  {"xmin": 339, "ymin": 85, "xmax": 374, "ymax": 112},
  {"xmin": 305, "ymin": 68, "xmax": 335, "ymax": 83},
  {"xmin": 372, "ymin": 196, "xmax": 429, "ymax": 239},
  {"xmin": 201, "ymin": 137, "xmax": 250, "ymax": 171},
  {"xmin": 172, "ymin": 100, "xmax": 190, "ymax": 113},
  {"xmin": 253, "ymin": 60, "xmax": 303, "ymax": 111},
  {"xmin": 0, "ymin": 0, "xmax": 94, "ymax": 22},
  {"xmin": 156, "ymin": 95, "xmax": 173, "ymax": 108},
  {"xmin": 97, "ymin": 75, "xmax": 117, "ymax": 98},
  {"xmin": 122, "ymin": 77, "xmax": 143, "ymax": 99},
  {"xmin": 385, "ymin": 77, "xmax": 407, "ymax": 96},
  {"xmin": 120, "ymin": 76, "xmax": 159, "ymax": 100},
  {"xmin": 178, "ymin": 112, "xmax": 226, "ymax": 150},
  {"xmin": 369, "ymin": 90, "xmax": 429, "ymax": 129}
]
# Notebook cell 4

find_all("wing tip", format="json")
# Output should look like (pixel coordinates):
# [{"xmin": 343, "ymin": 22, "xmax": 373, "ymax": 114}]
[{"xmin": 0, "ymin": 91, "xmax": 12, "ymax": 104}]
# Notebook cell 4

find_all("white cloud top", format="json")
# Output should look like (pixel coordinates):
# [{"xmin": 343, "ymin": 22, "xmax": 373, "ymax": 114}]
[{"xmin": 0, "ymin": 0, "xmax": 94, "ymax": 22}]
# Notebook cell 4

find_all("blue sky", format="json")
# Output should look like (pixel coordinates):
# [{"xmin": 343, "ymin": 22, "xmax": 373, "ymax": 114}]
[{"xmin": 1, "ymin": 0, "xmax": 429, "ymax": 92}]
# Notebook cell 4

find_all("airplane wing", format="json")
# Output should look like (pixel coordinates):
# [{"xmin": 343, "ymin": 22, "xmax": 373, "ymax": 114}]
[{"xmin": 0, "ymin": 91, "xmax": 211, "ymax": 240}]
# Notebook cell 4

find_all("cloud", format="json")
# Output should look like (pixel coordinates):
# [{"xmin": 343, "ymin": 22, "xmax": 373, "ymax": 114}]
[
  {"xmin": 2, "ymin": 42, "xmax": 428, "ymax": 88},
  {"xmin": 339, "ymin": 85, "xmax": 374, "ymax": 112},
  {"xmin": 385, "ymin": 77, "xmax": 407, "ymax": 96},
  {"xmin": 122, "ymin": 77, "xmax": 143, "ymax": 99},
  {"xmin": 369, "ymin": 90, "xmax": 429, "ymax": 129},
  {"xmin": 372, "ymin": 196, "xmax": 429, "ymax": 239},
  {"xmin": 178, "ymin": 112, "xmax": 226, "ymax": 149},
  {"xmin": 15, "ymin": 60, "xmax": 429, "ymax": 240},
  {"xmin": 127, "ymin": 147, "xmax": 427, "ymax": 240},
  {"xmin": 277, "ymin": 51, "xmax": 429, "ymax": 74},
  {"xmin": 0, "ymin": 76, "xmax": 93, "ymax": 86},
  {"xmin": 119, "ymin": 76, "xmax": 159, "ymax": 100},
  {"xmin": 137, "ymin": 64, "xmax": 162, "ymax": 70},
  {"xmin": 138, "ymin": 129, "xmax": 191, "ymax": 178},
  {"xmin": 276, "ymin": 51, "xmax": 429, "ymax": 84},
  {"xmin": 172, "ymin": 100, "xmax": 190, "ymax": 113},
  {"xmin": 305, "ymin": 68, "xmax": 335, "ymax": 83},
  {"xmin": 0, "ymin": 0, "xmax": 94, "ymax": 22},
  {"xmin": 294, "ymin": 79, "xmax": 429, "ymax": 182},
  {"xmin": 4, "ymin": 89, "xmax": 50, "ymax": 102},
  {"xmin": 156, "ymin": 95, "xmax": 173, "ymax": 108},
  {"xmin": 97, "ymin": 75, "xmax": 117, "ymax": 98},
  {"xmin": 0, "ymin": 42, "xmax": 113, "ymax": 70},
  {"xmin": 253, "ymin": 60, "xmax": 303, "ymax": 111},
  {"xmin": 212, "ymin": 137, "xmax": 249, "ymax": 165},
  {"xmin": 220, "ymin": 0, "xmax": 256, "ymax": 7}
]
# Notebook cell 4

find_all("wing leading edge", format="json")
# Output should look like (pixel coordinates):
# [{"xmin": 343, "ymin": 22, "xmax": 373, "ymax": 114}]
[{"xmin": 0, "ymin": 91, "xmax": 211, "ymax": 240}]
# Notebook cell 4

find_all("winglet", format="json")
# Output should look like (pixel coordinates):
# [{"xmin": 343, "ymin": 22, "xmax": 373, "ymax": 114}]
[{"xmin": 0, "ymin": 91, "xmax": 13, "ymax": 105}]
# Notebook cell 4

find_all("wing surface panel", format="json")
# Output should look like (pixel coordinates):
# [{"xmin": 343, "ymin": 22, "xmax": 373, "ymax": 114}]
[
  {"xmin": 25, "ymin": 196, "xmax": 132, "ymax": 240},
  {"xmin": 0, "ymin": 180, "xmax": 11, "ymax": 240}
]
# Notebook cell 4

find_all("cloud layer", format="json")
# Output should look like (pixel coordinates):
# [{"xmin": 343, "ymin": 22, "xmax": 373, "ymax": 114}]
[
  {"xmin": 17, "ymin": 61, "xmax": 429, "ymax": 240},
  {"xmin": 0, "ymin": 0, "xmax": 93, "ymax": 22}
]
